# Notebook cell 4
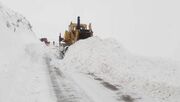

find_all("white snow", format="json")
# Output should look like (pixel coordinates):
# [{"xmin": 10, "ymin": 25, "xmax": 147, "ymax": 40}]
[
  {"xmin": 1, "ymin": 2, "xmax": 180, "ymax": 102},
  {"xmin": 58, "ymin": 36, "xmax": 180, "ymax": 102},
  {"xmin": 0, "ymin": 3, "xmax": 55, "ymax": 102}
]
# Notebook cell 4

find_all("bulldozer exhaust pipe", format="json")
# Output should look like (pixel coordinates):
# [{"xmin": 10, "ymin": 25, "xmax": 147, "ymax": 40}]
[{"xmin": 77, "ymin": 16, "xmax": 80, "ymax": 29}]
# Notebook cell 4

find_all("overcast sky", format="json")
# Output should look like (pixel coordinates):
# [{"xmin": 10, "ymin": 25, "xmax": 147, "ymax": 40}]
[{"xmin": 1, "ymin": 0, "xmax": 180, "ymax": 58}]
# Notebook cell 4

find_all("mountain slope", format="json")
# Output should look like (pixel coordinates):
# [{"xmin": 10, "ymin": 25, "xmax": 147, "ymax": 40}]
[{"xmin": 0, "ymin": 3, "xmax": 55, "ymax": 102}]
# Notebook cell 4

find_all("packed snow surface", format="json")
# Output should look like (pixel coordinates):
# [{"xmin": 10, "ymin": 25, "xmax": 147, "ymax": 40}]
[{"xmin": 58, "ymin": 36, "xmax": 180, "ymax": 102}]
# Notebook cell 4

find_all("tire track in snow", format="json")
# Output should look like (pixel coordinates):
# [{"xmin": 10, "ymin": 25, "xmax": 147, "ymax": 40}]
[{"xmin": 45, "ymin": 57, "xmax": 92, "ymax": 102}]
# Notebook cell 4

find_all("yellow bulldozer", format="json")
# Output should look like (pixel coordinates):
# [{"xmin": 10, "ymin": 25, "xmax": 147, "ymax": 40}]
[
  {"xmin": 59, "ymin": 16, "xmax": 93, "ymax": 46},
  {"xmin": 58, "ymin": 16, "xmax": 93, "ymax": 58}
]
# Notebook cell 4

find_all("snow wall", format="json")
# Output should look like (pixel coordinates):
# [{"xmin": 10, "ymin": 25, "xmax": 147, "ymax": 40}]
[
  {"xmin": 60, "ymin": 36, "xmax": 180, "ymax": 102},
  {"xmin": 0, "ymin": 3, "xmax": 55, "ymax": 102}
]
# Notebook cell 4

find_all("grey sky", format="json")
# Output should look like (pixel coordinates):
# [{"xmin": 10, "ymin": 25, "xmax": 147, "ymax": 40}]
[{"xmin": 1, "ymin": 0, "xmax": 180, "ymax": 57}]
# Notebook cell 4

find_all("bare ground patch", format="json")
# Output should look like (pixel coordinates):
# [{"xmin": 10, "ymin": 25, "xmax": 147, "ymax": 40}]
[
  {"xmin": 117, "ymin": 94, "xmax": 141, "ymax": 102},
  {"xmin": 101, "ymin": 81, "xmax": 119, "ymax": 91}
]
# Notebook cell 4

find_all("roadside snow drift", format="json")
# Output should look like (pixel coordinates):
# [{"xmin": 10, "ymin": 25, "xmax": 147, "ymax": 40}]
[
  {"xmin": 0, "ymin": 3, "xmax": 55, "ymax": 102},
  {"xmin": 60, "ymin": 36, "xmax": 180, "ymax": 102}
]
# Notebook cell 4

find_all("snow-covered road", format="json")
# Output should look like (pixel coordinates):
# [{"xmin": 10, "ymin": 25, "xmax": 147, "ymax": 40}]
[
  {"xmin": 45, "ymin": 57, "xmax": 93, "ymax": 102},
  {"xmin": 45, "ymin": 54, "xmax": 129, "ymax": 102}
]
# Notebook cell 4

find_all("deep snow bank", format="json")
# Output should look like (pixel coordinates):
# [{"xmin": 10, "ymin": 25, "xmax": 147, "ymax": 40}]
[
  {"xmin": 60, "ymin": 36, "xmax": 180, "ymax": 102},
  {"xmin": 0, "ymin": 3, "xmax": 55, "ymax": 102}
]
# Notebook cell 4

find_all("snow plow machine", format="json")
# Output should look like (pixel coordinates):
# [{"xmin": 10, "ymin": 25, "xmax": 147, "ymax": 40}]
[{"xmin": 59, "ymin": 16, "xmax": 93, "ymax": 58}]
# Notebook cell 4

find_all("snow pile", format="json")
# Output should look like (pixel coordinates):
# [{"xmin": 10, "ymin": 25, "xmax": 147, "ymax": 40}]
[
  {"xmin": 0, "ymin": 3, "xmax": 55, "ymax": 102},
  {"xmin": 60, "ymin": 36, "xmax": 180, "ymax": 102}
]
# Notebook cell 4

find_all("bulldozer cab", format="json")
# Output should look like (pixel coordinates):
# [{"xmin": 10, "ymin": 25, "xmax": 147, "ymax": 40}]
[{"xmin": 61, "ymin": 16, "xmax": 93, "ymax": 45}]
